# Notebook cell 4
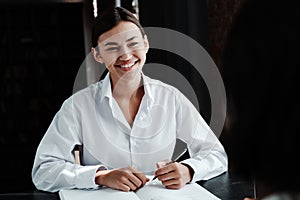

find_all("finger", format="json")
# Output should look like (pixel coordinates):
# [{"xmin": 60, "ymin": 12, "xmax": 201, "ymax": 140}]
[
  {"xmin": 162, "ymin": 178, "xmax": 179, "ymax": 186},
  {"xmin": 127, "ymin": 174, "xmax": 143, "ymax": 189},
  {"xmin": 156, "ymin": 160, "xmax": 170, "ymax": 168},
  {"xmin": 123, "ymin": 168, "xmax": 144, "ymax": 188},
  {"xmin": 155, "ymin": 164, "xmax": 174, "ymax": 177},
  {"xmin": 121, "ymin": 177, "xmax": 138, "ymax": 191},
  {"xmin": 157, "ymin": 171, "xmax": 177, "ymax": 182},
  {"xmin": 117, "ymin": 182, "xmax": 131, "ymax": 192},
  {"xmin": 166, "ymin": 184, "xmax": 181, "ymax": 189},
  {"xmin": 125, "ymin": 180, "xmax": 138, "ymax": 191},
  {"xmin": 133, "ymin": 172, "xmax": 148, "ymax": 186}
]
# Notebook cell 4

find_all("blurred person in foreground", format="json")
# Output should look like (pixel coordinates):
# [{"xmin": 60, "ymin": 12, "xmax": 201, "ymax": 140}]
[{"xmin": 222, "ymin": 0, "xmax": 300, "ymax": 199}]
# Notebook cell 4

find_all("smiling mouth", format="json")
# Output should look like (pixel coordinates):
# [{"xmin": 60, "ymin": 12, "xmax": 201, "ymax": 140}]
[{"xmin": 115, "ymin": 59, "xmax": 139, "ymax": 71}]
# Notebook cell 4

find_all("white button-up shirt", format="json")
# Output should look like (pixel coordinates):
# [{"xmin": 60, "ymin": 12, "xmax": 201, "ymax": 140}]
[{"xmin": 32, "ymin": 73, "xmax": 228, "ymax": 192}]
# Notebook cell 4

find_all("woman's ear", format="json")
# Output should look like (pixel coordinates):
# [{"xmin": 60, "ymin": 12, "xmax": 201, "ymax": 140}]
[
  {"xmin": 143, "ymin": 35, "xmax": 149, "ymax": 53},
  {"xmin": 91, "ymin": 47, "xmax": 104, "ymax": 63}
]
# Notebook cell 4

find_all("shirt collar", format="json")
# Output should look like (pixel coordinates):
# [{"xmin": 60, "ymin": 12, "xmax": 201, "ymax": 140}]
[
  {"xmin": 99, "ymin": 72, "xmax": 112, "ymax": 102},
  {"xmin": 142, "ymin": 73, "xmax": 154, "ymax": 104},
  {"xmin": 99, "ymin": 72, "xmax": 155, "ymax": 104}
]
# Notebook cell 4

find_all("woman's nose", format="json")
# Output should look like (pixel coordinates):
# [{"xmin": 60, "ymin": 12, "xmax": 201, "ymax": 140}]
[{"xmin": 119, "ymin": 53, "xmax": 133, "ymax": 61}]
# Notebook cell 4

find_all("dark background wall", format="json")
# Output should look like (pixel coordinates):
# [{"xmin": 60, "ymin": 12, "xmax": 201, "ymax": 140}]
[
  {"xmin": 0, "ymin": 0, "xmax": 243, "ymax": 193},
  {"xmin": 206, "ymin": 0, "xmax": 245, "ymax": 70},
  {"xmin": 138, "ymin": 0, "xmax": 212, "ymax": 125},
  {"xmin": 0, "ymin": 2, "xmax": 85, "ymax": 192}
]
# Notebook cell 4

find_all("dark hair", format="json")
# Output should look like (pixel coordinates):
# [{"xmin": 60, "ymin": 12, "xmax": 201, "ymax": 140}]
[{"xmin": 92, "ymin": 7, "xmax": 145, "ymax": 48}]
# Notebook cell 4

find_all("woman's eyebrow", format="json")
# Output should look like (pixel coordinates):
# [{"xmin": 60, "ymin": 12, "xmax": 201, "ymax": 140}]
[
  {"xmin": 126, "ymin": 36, "xmax": 138, "ymax": 42},
  {"xmin": 104, "ymin": 36, "xmax": 137, "ymax": 46},
  {"xmin": 104, "ymin": 41, "xmax": 118, "ymax": 46}
]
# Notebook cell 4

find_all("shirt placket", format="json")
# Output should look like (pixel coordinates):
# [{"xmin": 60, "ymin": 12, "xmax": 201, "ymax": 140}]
[{"xmin": 129, "ymin": 98, "xmax": 151, "ymax": 170}]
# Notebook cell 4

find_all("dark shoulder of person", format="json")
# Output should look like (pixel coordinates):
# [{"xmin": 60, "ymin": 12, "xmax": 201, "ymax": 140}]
[{"xmin": 222, "ymin": 0, "xmax": 300, "ymax": 193}]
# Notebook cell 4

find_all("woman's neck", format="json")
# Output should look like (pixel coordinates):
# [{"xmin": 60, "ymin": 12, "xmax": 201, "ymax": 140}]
[{"xmin": 111, "ymin": 73, "xmax": 143, "ymax": 100}]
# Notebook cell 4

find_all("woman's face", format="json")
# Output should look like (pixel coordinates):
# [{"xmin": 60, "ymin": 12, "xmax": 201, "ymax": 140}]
[{"xmin": 94, "ymin": 21, "xmax": 149, "ymax": 84}]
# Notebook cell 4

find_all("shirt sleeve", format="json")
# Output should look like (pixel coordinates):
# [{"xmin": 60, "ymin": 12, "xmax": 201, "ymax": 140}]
[
  {"xmin": 31, "ymin": 97, "xmax": 105, "ymax": 192},
  {"xmin": 175, "ymin": 91, "xmax": 228, "ymax": 182}
]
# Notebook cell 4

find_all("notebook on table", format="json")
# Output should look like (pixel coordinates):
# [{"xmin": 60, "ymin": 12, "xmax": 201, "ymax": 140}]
[{"xmin": 59, "ymin": 177, "xmax": 221, "ymax": 200}]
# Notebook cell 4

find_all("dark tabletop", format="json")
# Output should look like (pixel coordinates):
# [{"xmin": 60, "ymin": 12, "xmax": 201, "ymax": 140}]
[
  {"xmin": 0, "ymin": 170, "xmax": 254, "ymax": 200},
  {"xmin": 199, "ymin": 171, "xmax": 254, "ymax": 200}
]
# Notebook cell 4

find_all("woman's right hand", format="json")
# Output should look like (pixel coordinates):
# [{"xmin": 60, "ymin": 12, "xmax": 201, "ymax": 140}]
[{"xmin": 95, "ymin": 167, "xmax": 149, "ymax": 192}]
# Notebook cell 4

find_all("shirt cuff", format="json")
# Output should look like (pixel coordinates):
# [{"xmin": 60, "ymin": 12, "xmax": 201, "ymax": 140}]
[
  {"xmin": 75, "ymin": 165, "xmax": 105, "ymax": 189},
  {"xmin": 181, "ymin": 158, "xmax": 227, "ymax": 183},
  {"xmin": 180, "ymin": 159, "xmax": 207, "ymax": 183},
  {"xmin": 180, "ymin": 162, "xmax": 194, "ymax": 183}
]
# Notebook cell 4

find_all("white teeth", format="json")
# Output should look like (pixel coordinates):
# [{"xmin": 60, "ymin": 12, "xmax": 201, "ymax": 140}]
[
  {"xmin": 120, "ymin": 61, "xmax": 137, "ymax": 68},
  {"xmin": 120, "ymin": 63, "xmax": 133, "ymax": 68}
]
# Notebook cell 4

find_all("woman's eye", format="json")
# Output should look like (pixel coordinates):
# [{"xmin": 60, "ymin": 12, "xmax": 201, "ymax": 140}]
[
  {"xmin": 106, "ymin": 47, "xmax": 119, "ymax": 51},
  {"xmin": 128, "ymin": 42, "xmax": 139, "ymax": 47}
]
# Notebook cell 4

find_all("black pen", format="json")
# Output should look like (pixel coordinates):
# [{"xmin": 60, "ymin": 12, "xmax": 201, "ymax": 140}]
[{"xmin": 152, "ymin": 148, "xmax": 187, "ymax": 181}]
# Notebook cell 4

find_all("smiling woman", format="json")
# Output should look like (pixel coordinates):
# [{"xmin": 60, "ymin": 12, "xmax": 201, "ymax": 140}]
[{"xmin": 31, "ymin": 6, "xmax": 228, "ymax": 193}]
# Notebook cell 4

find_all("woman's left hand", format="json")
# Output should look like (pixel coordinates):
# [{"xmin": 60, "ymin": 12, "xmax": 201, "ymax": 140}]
[{"xmin": 154, "ymin": 161, "xmax": 192, "ymax": 189}]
